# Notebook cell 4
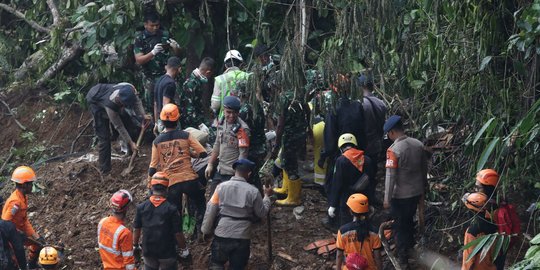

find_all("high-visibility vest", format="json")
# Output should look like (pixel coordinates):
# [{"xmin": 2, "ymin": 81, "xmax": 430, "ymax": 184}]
[
  {"xmin": 97, "ymin": 216, "xmax": 136, "ymax": 270},
  {"xmin": 214, "ymin": 70, "xmax": 250, "ymax": 118}
]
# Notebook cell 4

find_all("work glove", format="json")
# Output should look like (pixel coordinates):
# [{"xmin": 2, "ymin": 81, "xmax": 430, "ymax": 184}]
[
  {"xmin": 151, "ymin": 43, "xmax": 164, "ymax": 56},
  {"xmin": 328, "ymin": 207, "xmax": 336, "ymax": 218},
  {"xmin": 177, "ymin": 247, "xmax": 190, "ymax": 259},
  {"xmin": 204, "ymin": 164, "xmax": 214, "ymax": 180},
  {"xmin": 168, "ymin": 38, "xmax": 179, "ymax": 49}
]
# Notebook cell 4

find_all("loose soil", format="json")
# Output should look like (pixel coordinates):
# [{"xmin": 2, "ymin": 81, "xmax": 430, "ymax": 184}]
[{"xmin": 0, "ymin": 92, "xmax": 532, "ymax": 269}]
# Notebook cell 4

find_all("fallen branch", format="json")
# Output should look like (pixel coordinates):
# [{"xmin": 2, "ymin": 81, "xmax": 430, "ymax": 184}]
[
  {"xmin": 70, "ymin": 119, "xmax": 93, "ymax": 154},
  {"xmin": 0, "ymin": 3, "xmax": 50, "ymax": 33},
  {"xmin": 276, "ymin": 251, "xmax": 297, "ymax": 263},
  {"xmin": 36, "ymin": 43, "xmax": 83, "ymax": 87},
  {"xmin": 0, "ymin": 99, "xmax": 27, "ymax": 131}
]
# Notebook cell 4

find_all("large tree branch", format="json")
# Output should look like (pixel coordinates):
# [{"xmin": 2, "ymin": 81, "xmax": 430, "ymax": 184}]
[
  {"xmin": 36, "ymin": 43, "xmax": 83, "ymax": 87},
  {"xmin": 46, "ymin": 0, "xmax": 61, "ymax": 26},
  {"xmin": 0, "ymin": 3, "xmax": 50, "ymax": 33}
]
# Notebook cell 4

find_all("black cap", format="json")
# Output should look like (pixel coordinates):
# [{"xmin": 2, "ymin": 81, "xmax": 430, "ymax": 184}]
[
  {"xmin": 254, "ymin": 44, "xmax": 270, "ymax": 57},
  {"xmin": 117, "ymin": 84, "xmax": 136, "ymax": 107},
  {"xmin": 167, "ymin": 56, "xmax": 181, "ymax": 68},
  {"xmin": 223, "ymin": 95, "xmax": 241, "ymax": 111}
]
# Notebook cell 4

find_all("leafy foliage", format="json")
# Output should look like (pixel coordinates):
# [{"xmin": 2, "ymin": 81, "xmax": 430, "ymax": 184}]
[{"xmin": 511, "ymin": 233, "xmax": 540, "ymax": 269}]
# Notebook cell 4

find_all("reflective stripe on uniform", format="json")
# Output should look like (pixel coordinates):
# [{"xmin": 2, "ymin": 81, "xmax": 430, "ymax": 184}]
[
  {"xmin": 122, "ymin": 251, "xmax": 133, "ymax": 257},
  {"xmin": 112, "ymin": 225, "xmax": 126, "ymax": 250},
  {"xmin": 98, "ymin": 221, "xmax": 127, "ymax": 256},
  {"xmin": 99, "ymin": 243, "xmax": 121, "ymax": 255},
  {"xmin": 126, "ymin": 264, "xmax": 136, "ymax": 270}
]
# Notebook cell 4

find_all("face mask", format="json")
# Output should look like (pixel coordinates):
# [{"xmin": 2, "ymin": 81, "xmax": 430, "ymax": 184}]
[{"xmin": 143, "ymin": 29, "xmax": 156, "ymax": 36}]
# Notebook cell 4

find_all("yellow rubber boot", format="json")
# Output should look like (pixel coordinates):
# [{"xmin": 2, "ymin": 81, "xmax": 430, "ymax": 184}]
[
  {"xmin": 276, "ymin": 177, "xmax": 302, "ymax": 206},
  {"xmin": 313, "ymin": 121, "xmax": 326, "ymax": 185},
  {"xmin": 273, "ymin": 169, "xmax": 289, "ymax": 195}
]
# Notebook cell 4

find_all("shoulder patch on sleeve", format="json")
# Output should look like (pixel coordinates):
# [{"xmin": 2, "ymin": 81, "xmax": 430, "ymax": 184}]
[
  {"xmin": 10, "ymin": 204, "xmax": 19, "ymax": 216},
  {"xmin": 237, "ymin": 128, "xmax": 250, "ymax": 148},
  {"xmin": 385, "ymin": 148, "xmax": 398, "ymax": 169}
]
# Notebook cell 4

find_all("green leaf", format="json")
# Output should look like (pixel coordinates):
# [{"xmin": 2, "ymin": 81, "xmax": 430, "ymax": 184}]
[
  {"xmin": 531, "ymin": 233, "xmax": 540, "ymax": 245},
  {"xmin": 479, "ymin": 56, "xmax": 492, "ymax": 71},
  {"xmin": 476, "ymin": 137, "xmax": 500, "ymax": 172},
  {"xmin": 465, "ymin": 234, "xmax": 493, "ymax": 262},
  {"xmin": 473, "ymin": 117, "xmax": 496, "ymax": 146},
  {"xmin": 525, "ymin": 245, "xmax": 540, "ymax": 259},
  {"xmin": 491, "ymin": 235, "xmax": 505, "ymax": 262},
  {"xmin": 192, "ymin": 35, "xmax": 205, "ymax": 58},
  {"xmin": 479, "ymin": 234, "xmax": 497, "ymax": 262},
  {"xmin": 410, "ymin": 80, "xmax": 425, "ymax": 90}
]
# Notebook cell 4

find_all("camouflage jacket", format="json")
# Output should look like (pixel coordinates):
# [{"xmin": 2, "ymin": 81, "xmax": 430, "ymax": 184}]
[
  {"xmin": 278, "ymin": 90, "xmax": 308, "ymax": 142},
  {"xmin": 133, "ymin": 29, "xmax": 170, "ymax": 78},
  {"xmin": 179, "ymin": 69, "xmax": 207, "ymax": 128}
]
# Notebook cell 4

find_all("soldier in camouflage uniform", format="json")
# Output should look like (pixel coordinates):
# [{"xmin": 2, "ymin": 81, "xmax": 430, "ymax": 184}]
[
  {"xmin": 179, "ymin": 57, "xmax": 215, "ymax": 129},
  {"xmin": 133, "ymin": 13, "xmax": 180, "ymax": 112},
  {"xmin": 270, "ymin": 89, "xmax": 309, "ymax": 206},
  {"xmin": 232, "ymin": 80, "xmax": 266, "ymax": 193}
]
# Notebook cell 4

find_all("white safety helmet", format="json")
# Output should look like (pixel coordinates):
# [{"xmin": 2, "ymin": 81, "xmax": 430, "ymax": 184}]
[{"xmin": 224, "ymin": 50, "xmax": 243, "ymax": 62}]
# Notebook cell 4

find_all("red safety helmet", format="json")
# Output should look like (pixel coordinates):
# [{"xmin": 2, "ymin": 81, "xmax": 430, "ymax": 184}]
[
  {"xmin": 110, "ymin": 189, "xmax": 132, "ymax": 213},
  {"xmin": 151, "ymin": 172, "xmax": 169, "ymax": 187},
  {"xmin": 476, "ymin": 169, "xmax": 499, "ymax": 187}
]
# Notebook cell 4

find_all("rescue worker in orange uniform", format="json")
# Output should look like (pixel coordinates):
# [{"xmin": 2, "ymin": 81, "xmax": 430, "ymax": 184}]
[
  {"xmin": 149, "ymin": 103, "xmax": 207, "ymax": 251},
  {"xmin": 461, "ymin": 192, "xmax": 499, "ymax": 270},
  {"xmin": 1, "ymin": 166, "xmax": 43, "ymax": 269},
  {"xmin": 97, "ymin": 190, "xmax": 137, "ymax": 270},
  {"xmin": 335, "ymin": 193, "xmax": 383, "ymax": 270}
]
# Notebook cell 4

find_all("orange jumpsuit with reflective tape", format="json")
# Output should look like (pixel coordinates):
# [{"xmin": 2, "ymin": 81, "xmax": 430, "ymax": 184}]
[
  {"xmin": 98, "ymin": 216, "xmax": 137, "ymax": 270},
  {"xmin": 1, "ymin": 188, "xmax": 40, "ymax": 261},
  {"xmin": 2, "ymin": 189, "xmax": 36, "ymax": 236}
]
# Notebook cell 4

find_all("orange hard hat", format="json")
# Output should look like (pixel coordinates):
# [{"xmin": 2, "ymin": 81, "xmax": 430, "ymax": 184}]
[
  {"xmin": 346, "ymin": 193, "xmax": 369, "ymax": 214},
  {"xmin": 110, "ymin": 189, "xmax": 132, "ymax": 213},
  {"xmin": 476, "ymin": 169, "xmax": 499, "ymax": 186},
  {"xmin": 160, "ymin": 103, "xmax": 180, "ymax": 121},
  {"xmin": 151, "ymin": 172, "xmax": 169, "ymax": 187},
  {"xmin": 11, "ymin": 166, "xmax": 36, "ymax": 184},
  {"xmin": 462, "ymin": 192, "xmax": 488, "ymax": 212}
]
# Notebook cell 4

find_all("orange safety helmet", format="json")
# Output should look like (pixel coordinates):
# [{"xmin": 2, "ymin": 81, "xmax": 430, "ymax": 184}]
[
  {"xmin": 110, "ymin": 189, "xmax": 132, "ymax": 213},
  {"xmin": 476, "ymin": 169, "xmax": 499, "ymax": 187},
  {"xmin": 462, "ymin": 192, "xmax": 488, "ymax": 212},
  {"xmin": 346, "ymin": 193, "xmax": 369, "ymax": 214},
  {"xmin": 11, "ymin": 166, "xmax": 36, "ymax": 184},
  {"xmin": 160, "ymin": 103, "xmax": 180, "ymax": 121},
  {"xmin": 151, "ymin": 172, "xmax": 170, "ymax": 187}
]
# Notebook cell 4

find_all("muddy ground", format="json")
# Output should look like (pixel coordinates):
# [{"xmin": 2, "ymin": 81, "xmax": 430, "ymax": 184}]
[{"xmin": 0, "ymin": 93, "xmax": 531, "ymax": 269}]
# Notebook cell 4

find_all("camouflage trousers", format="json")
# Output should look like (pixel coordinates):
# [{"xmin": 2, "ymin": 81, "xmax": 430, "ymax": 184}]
[
  {"xmin": 142, "ymin": 74, "xmax": 158, "ymax": 114},
  {"xmin": 280, "ymin": 133, "xmax": 306, "ymax": 178}
]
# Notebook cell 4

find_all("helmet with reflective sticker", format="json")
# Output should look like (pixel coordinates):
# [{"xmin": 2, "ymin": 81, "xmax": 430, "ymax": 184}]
[
  {"xmin": 151, "ymin": 172, "xmax": 169, "ymax": 187},
  {"xmin": 462, "ymin": 192, "xmax": 488, "ymax": 213},
  {"xmin": 11, "ymin": 166, "xmax": 36, "ymax": 184},
  {"xmin": 160, "ymin": 103, "xmax": 180, "ymax": 121},
  {"xmin": 476, "ymin": 169, "xmax": 499, "ymax": 187},
  {"xmin": 110, "ymin": 189, "xmax": 132, "ymax": 213},
  {"xmin": 346, "ymin": 193, "xmax": 369, "ymax": 214},
  {"xmin": 39, "ymin": 246, "xmax": 59, "ymax": 265}
]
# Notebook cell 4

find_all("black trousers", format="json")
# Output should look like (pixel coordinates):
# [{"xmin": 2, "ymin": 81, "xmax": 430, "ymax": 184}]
[
  {"xmin": 391, "ymin": 195, "xmax": 420, "ymax": 258},
  {"xmin": 209, "ymin": 173, "xmax": 233, "ymax": 196},
  {"xmin": 188, "ymin": 167, "xmax": 208, "ymax": 235},
  {"xmin": 365, "ymin": 152, "xmax": 379, "ymax": 203},
  {"xmin": 167, "ymin": 180, "xmax": 206, "ymax": 226},
  {"xmin": 210, "ymin": 236, "xmax": 250, "ymax": 270},
  {"xmin": 91, "ymin": 106, "xmax": 112, "ymax": 174}
]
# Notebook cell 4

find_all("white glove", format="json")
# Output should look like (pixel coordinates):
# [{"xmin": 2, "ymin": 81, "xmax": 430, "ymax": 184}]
[
  {"xmin": 151, "ymin": 43, "xmax": 163, "ymax": 56},
  {"xmin": 178, "ymin": 248, "xmax": 190, "ymax": 259},
  {"xmin": 205, "ymin": 164, "xmax": 214, "ymax": 180},
  {"xmin": 168, "ymin": 38, "xmax": 179, "ymax": 49},
  {"xmin": 328, "ymin": 207, "xmax": 336, "ymax": 218}
]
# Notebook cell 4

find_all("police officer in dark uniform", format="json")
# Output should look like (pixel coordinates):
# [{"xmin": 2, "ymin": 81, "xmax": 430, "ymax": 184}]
[{"xmin": 133, "ymin": 13, "xmax": 181, "ymax": 112}]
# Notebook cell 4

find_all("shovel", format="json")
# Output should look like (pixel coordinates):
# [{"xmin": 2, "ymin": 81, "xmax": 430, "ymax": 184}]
[{"xmin": 121, "ymin": 121, "xmax": 149, "ymax": 177}]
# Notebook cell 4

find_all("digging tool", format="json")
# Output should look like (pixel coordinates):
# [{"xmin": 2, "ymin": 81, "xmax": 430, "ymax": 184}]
[
  {"xmin": 121, "ymin": 121, "xmax": 149, "ymax": 176},
  {"xmin": 260, "ymin": 157, "xmax": 274, "ymax": 266},
  {"xmin": 378, "ymin": 221, "xmax": 402, "ymax": 270}
]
